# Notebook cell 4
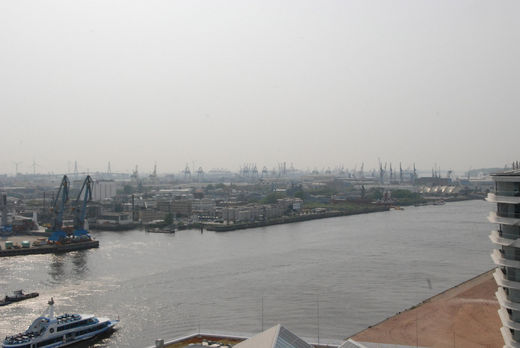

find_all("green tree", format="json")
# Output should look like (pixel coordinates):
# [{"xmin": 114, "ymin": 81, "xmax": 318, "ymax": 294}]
[
  {"xmin": 294, "ymin": 190, "xmax": 305, "ymax": 200},
  {"xmin": 261, "ymin": 192, "xmax": 286, "ymax": 204},
  {"xmin": 164, "ymin": 213, "xmax": 173, "ymax": 225}
]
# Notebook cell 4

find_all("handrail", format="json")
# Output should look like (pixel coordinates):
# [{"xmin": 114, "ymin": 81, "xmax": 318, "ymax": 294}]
[
  {"xmin": 497, "ymin": 212, "xmax": 520, "ymax": 219},
  {"xmin": 495, "ymin": 191, "xmax": 520, "ymax": 197}
]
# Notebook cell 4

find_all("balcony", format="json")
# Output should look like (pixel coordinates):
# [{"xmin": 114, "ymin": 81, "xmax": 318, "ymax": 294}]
[
  {"xmin": 490, "ymin": 230, "xmax": 520, "ymax": 247},
  {"xmin": 501, "ymin": 326, "xmax": 520, "ymax": 348},
  {"xmin": 487, "ymin": 193, "xmax": 520, "ymax": 204},
  {"xmin": 494, "ymin": 269, "xmax": 520, "ymax": 290},
  {"xmin": 497, "ymin": 288, "xmax": 520, "ymax": 311},
  {"xmin": 492, "ymin": 249, "xmax": 520, "ymax": 269},
  {"xmin": 499, "ymin": 308, "xmax": 520, "ymax": 330},
  {"xmin": 489, "ymin": 212, "xmax": 520, "ymax": 226}
]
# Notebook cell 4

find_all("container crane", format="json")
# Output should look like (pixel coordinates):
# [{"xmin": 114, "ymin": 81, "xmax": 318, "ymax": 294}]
[{"xmin": 73, "ymin": 175, "xmax": 93, "ymax": 235}]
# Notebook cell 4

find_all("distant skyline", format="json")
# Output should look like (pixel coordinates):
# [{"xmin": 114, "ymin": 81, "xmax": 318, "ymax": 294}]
[
  {"xmin": 0, "ymin": 160, "xmax": 508, "ymax": 178},
  {"xmin": 1, "ymin": 1, "xmax": 519, "ymax": 174}
]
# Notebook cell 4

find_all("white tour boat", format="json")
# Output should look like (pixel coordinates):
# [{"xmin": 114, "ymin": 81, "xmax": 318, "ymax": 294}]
[{"xmin": 2, "ymin": 298, "xmax": 118, "ymax": 348}]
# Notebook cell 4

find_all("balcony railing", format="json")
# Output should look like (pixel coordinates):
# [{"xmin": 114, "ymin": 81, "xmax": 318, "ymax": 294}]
[
  {"xmin": 496, "ymin": 190, "xmax": 520, "ymax": 197},
  {"xmin": 497, "ymin": 212, "xmax": 520, "ymax": 219}
]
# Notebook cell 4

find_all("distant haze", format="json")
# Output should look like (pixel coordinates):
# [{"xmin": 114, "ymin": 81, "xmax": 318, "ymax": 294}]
[{"xmin": 1, "ymin": 1, "xmax": 518, "ymax": 175}]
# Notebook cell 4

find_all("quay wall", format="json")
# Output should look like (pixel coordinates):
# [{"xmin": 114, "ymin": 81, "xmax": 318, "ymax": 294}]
[
  {"xmin": 0, "ymin": 240, "xmax": 99, "ymax": 257},
  {"xmin": 205, "ymin": 206, "xmax": 389, "ymax": 232}
]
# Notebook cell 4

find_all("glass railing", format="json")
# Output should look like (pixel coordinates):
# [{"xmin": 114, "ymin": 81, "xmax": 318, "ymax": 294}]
[
  {"xmin": 495, "ymin": 191, "xmax": 520, "ymax": 197},
  {"xmin": 497, "ymin": 212, "xmax": 520, "ymax": 219},
  {"xmin": 498, "ymin": 249, "xmax": 520, "ymax": 263},
  {"xmin": 500, "ymin": 231, "xmax": 520, "ymax": 240}
]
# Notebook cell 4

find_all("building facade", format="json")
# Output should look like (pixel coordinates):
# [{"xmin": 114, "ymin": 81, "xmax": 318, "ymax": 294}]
[
  {"xmin": 488, "ymin": 170, "xmax": 520, "ymax": 347},
  {"xmin": 92, "ymin": 180, "xmax": 118, "ymax": 201}
]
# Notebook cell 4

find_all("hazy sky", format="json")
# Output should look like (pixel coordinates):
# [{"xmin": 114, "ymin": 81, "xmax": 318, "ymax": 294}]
[{"xmin": 1, "ymin": 1, "xmax": 519, "ymax": 175}]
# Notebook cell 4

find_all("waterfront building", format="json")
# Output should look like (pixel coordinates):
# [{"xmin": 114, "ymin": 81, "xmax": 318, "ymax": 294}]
[
  {"xmin": 139, "ymin": 208, "xmax": 164, "ymax": 223},
  {"xmin": 488, "ymin": 169, "xmax": 520, "ymax": 347},
  {"xmin": 172, "ymin": 199, "xmax": 192, "ymax": 217},
  {"xmin": 156, "ymin": 199, "xmax": 172, "ymax": 213},
  {"xmin": 192, "ymin": 198, "xmax": 216, "ymax": 218},
  {"xmin": 96, "ymin": 212, "xmax": 133, "ymax": 226}
]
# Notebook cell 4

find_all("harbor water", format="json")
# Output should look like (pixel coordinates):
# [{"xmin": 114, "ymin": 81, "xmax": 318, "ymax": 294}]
[{"xmin": 0, "ymin": 200, "xmax": 493, "ymax": 347}]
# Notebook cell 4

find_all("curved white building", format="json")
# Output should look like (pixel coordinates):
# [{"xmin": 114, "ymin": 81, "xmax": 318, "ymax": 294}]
[{"xmin": 488, "ymin": 170, "xmax": 520, "ymax": 347}]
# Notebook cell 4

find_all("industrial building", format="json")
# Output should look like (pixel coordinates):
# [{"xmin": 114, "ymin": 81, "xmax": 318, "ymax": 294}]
[
  {"xmin": 92, "ymin": 180, "xmax": 118, "ymax": 201},
  {"xmin": 488, "ymin": 169, "xmax": 520, "ymax": 347}
]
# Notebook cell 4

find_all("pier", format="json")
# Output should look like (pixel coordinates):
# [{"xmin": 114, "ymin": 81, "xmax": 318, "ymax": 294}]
[{"xmin": 0, "ymin": 240, "xmax": 99, "ymax": 257}]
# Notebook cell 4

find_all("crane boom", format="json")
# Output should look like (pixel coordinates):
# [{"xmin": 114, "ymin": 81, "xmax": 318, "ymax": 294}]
[
  {"xmin": 51, "ymin": 175, "xmax": 70, "ymax": 232},
  {"xmin": 73, "ymin": 175, "xmax": 93, "ymax": 232}
]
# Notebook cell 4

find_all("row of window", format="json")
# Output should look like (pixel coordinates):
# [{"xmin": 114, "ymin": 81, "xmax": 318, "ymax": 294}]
[
  {"xmin": 76, "ymin": 322, "xmax": 109, "ymax": 337},
  {"xmin": 36, "ymin": 335, "xmax": 62, "ymax": 348},
  {"xmin": 57, "ymin": 318, "xmax": 96, "ymax": 332},
  {"xmin": 11, "ymin": 322, "xmax": 110, "ymax": 348}
]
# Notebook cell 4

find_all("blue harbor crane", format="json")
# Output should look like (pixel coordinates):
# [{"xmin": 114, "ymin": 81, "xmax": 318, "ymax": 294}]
[
  {"xmin": 72, "ymin": 175, "xmax": 93, "ymax": 237},
  {"xmin": 0, "ymin": 193, "xmax": 13, "ymax": 234},
  {"xmin": 51, "ymin": 176, "xmax": 70, "ymax": 232},
  {"xmin": 49, "ymin": 175, "xmax": 70, "ymax": 241}
]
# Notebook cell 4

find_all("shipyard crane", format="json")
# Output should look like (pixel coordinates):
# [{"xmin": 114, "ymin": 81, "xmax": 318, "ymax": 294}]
[
  {"xmin": 73, "ymin": 175, "xmax": 93, "ymax": 233},
  {"xmin": 197, "ymin": 167, "xmax": 204, "ymax": 181},
  {"xmin": 378, "ymin": 159, "xmax": 385, "ymax": 185},
  {"xmin": 184, "ymin": 164, "xmax": 191, "ymax": 180},
  {"xmin": 51, "ymin": 175, "xmax": 70, "ymax": 232}
]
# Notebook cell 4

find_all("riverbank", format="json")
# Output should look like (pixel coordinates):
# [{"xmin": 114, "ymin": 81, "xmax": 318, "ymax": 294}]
[
  {"xmin": 205, "ymin": 206, "xmax": 389, "ymax": 232},
  {"xmin": 350, "ymin": 269, "xmax": 501, "ymax": 348}
]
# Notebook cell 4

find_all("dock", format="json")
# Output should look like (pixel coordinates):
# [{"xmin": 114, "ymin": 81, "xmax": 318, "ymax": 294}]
[{"xmin": 0, "ymin": 240, "xmax": 99, "ymax": 257}]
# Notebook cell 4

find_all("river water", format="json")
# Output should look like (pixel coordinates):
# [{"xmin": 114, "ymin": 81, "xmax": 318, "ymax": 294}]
[{"xmin": 0, "ymin": 200, "xmax": 493, "ymax": 347}]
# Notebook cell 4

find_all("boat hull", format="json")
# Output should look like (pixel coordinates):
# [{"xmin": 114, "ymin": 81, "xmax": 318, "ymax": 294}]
[
  {"xmin": 2, "ymin": 320, "xmax": 118, "ymax": 348},
  {"xmin": 0, "ymin": 293, "xmax": 39, "ymax": 306}
]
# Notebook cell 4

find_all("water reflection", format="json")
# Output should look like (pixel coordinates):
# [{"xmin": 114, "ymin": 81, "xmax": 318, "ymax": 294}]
[
  {"xmin": 71, "ymin": 251, "xmax": 89, "ymax": 278},
  {"xmin": 48, "ymin": 251, "xmax": 89, "ymax": 282},
  {"xmin": 48, "ymin": 255, "xmax": 65, "ymax": 282}
]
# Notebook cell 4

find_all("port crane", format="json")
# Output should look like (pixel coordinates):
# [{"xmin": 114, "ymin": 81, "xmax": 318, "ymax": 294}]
[
  {"xmin": 51, "ymin": 175, "xmax": 70, "ymax": 232},
  {"xmin": 73, "ymin": 175, "xmax": 93, "ymax": 233}
]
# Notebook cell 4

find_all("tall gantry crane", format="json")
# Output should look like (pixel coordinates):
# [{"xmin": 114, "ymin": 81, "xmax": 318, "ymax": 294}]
[
  {"xmin": 51, "ymin": 175, "xmax": 70, "ymax": 232},
  {"xmin": 73, "ymin": 175, "xmax": 93, "ymax": 233}
]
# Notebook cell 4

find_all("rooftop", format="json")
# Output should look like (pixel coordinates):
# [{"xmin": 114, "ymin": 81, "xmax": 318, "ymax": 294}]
[
  {"xmin": 491, "ymin": 169, "xmax": 520, "ymax": 177},
  {"xmin": 350, "ymin": 269, "xmax": 501, "ymax": 348}
]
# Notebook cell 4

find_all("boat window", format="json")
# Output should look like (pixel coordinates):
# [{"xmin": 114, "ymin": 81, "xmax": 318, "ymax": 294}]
[
  {"xmin": 57, "ymin": 319, "xmax": 92, "ymax": 332},
  {"xmin": 36, "ymin": 335, "xmax": 63, "ymax": 347},
  {"xmin": 76, "ymin": 322, "xmax": 109, "ymax": 336}
]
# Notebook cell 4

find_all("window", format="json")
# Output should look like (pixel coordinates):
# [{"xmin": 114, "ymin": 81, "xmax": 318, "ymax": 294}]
[{"xmin": 36, "ymin": 336, "xmax": 63, "ymax": 347}]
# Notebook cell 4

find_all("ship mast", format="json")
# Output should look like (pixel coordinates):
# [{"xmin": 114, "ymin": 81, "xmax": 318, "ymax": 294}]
[{"xmin": 43, "ymin": 297, "xmax": 55, "ymax": 319}]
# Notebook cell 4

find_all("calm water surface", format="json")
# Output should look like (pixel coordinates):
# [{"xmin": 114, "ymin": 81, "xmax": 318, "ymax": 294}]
[{"xmin": 0, "ymin": 200, "xmax": 493, "ymax": 346}]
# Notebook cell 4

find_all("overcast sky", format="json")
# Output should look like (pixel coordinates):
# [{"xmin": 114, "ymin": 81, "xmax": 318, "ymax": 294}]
[{"xmin": 1, "ymin": 0, "xmax": 518, "ymax": 175}]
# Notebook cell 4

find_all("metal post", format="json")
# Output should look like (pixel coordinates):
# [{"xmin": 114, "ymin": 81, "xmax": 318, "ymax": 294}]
[
  {"xmin": 261, "ymin": 296, "xmax": 264, "ymax": 332},
  {"xmin": 317, "ymin": 295, "xmax": 320, "ymax": 345},
  {"xmin": 416, "ymin": 310, "xmax": 418, "ymax": 348}
]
